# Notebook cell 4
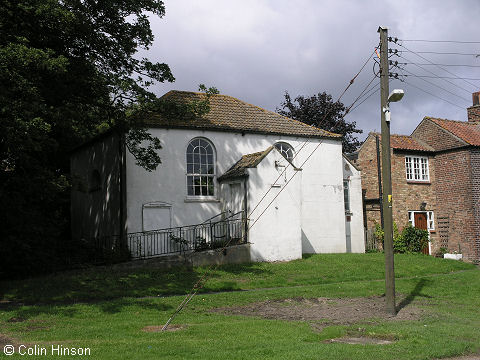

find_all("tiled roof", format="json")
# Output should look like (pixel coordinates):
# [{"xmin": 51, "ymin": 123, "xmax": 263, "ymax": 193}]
[
  {"xmin": 427, "ymin": 117, "xmax": 480, "ymax": 146},
  {"xmin": 218, "ymin": 147, "xmax": 273, "ymax": 181},
  {"xmin": 369, "ymin": 133, "xmax": 434, "ymax": 152},
  {"xmin": 390, "ymin": 134, "xmax": 434, "ymax": 151},
  {"xmin": 144, "ymin": 91, "xmax": 341, "ymax": 139}
]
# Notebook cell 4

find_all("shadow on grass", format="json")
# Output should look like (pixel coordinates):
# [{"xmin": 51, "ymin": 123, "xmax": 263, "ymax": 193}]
[
  {"xmin": 396, "ymin": 278, "xmax": 432, "ymax": 312},
  {"xmin": 0, "ymin": 261, "xmax": 271, "ymax": 306},
  {"xmin": 1, "ymin": 298, "xmax": 173, "ymax": 321}
]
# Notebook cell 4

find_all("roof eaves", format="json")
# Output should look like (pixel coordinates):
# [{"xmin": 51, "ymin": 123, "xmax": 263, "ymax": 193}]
[{"xmin": 146, "ymin": 123, "xmax": 338, "ymax": 139}]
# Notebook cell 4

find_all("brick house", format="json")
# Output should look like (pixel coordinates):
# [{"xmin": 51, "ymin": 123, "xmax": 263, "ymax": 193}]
[{"xmin": 353, "ymin": 92, "xmax": 480, "ymax": 262}]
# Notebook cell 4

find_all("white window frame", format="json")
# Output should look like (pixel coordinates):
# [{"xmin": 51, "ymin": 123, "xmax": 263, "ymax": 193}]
[
  {"xmin": 405, "ymin": 156, "xmax": 430, "ymax": 182},
  {"xmin": 408, "ymin": 211, "xmax": 434, "ymax": 231},
  {"xmin": 274, "ymin": 142, "xmax": 295, "ymax": 163},
  {"xmin": 185, "ymin": 137, "xmax": 216, "ymax": 199}
]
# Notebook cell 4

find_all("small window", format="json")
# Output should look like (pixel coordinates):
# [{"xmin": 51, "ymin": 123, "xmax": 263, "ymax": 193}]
[
  {"xmin": 343, "ymin": 180, "xmax": 350, "ymax": 212},
  {"xmin": 274, "ymin": 142, "xmax": 295, "ymax": 162},
  {"xmin": 186, "ymin": 138, "xmax": 215, "ymax": 197},
  {"xmin": 405, "ymin": 156, "xmax": 429, "ymax": 182},
  {"xmin": 427, "ymin": 211, "xmax": 434, "ymax": 230}
]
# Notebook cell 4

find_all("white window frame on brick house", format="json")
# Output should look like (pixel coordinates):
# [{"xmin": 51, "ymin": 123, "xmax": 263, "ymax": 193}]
[
  {"xmin": 408, "ymin": 210, "xmax": 435, "ymax": 231},
  {"xmin": 405, "ymin": 155, "xmax": 429, "ymax": 182}
]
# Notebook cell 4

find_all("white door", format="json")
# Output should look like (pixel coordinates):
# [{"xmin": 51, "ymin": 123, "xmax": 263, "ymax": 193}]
[{"xmin": 142, "ymin": 203, "xmax": 172, "ymax": 256}]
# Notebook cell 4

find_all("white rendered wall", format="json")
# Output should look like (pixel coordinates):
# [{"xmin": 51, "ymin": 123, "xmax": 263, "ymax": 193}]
[
  {"xmin": 299, "ymin": 140, "xmax": 347, "ymax": 253},
  {"xmin": 125, "ymin": 128, "xmax": 346, "ymax": 256},
  {"xmin": 343, "ymin": 158, "xmax": 366, "ymax": 253},
  {"xmin": 247, "ymin": 149, "xmax": 302, "ymax": 262}
]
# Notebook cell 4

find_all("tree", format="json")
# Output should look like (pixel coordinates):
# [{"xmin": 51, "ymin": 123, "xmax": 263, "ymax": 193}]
[
  {"xmin": 277, "ymin": 91, "xmax": 362, "ymax": 153},
  {"xmin": 0, "ymin": 0, "xmax": 213, "ymax": 277}
]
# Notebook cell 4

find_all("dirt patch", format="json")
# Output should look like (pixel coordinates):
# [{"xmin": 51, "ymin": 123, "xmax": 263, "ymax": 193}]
[
  {"xmin": 142, "ymin": 324, "xmax": 187, "ymax": 332},
  {"xmin": 326, "ymin": 336, "xmax": 394, "ymax": 345},
  {"xmin": 0, "ymin": 334, "xmax": 16, "ymax": 348},
  {"xmin": 0, "ymin": 334, "xmax": 24, "ymax": 354},
  {"xmin": 212, "ymin": 296, "xmax": 424, "ymax": 325},
  {"xmin": 7, "ymin": 316, "xmax": 26, "ymax": 323}
]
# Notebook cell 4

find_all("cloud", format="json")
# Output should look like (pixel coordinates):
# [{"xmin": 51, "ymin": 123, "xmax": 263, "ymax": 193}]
[{"xmin": 148, "ymin": 0, "xmax": 480, "ymax": 142}]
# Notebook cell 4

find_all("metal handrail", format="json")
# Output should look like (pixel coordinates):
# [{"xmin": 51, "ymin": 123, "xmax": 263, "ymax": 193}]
[{"xmin": 201, "ymin": 211, "xmax": 230, "ymax": 224}]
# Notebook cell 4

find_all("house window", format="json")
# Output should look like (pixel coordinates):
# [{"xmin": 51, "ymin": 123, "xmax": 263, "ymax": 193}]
[
  {"xmin": 427, "ymin": 211, "xmax": 434, "ymax": 230},
  {"xmin": 274, "ymin": 142, "xmax": 295, "ymax": 162},
  {"xmin": 186, "ymin": 138, "xmax": 215, "ymax": 197},
  {"xmin": 343, "ymin": 180, "xmax": 350, "ymax": 212},
  {"xmin": 405, "ymin": 156, "xmax": 429, "ymax": 182},
  {"xmin": 408, "ymin": 211, "xmax": 434, "ymax": 231}
]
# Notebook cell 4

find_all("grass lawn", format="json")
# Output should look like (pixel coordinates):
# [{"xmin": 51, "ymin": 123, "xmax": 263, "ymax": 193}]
[{"xmin": 0, "ymin": 253, "xmax": 479, "ymax": 359}]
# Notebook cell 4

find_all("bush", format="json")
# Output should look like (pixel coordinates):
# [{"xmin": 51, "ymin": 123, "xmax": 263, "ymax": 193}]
[
  {"xmin": 394, "ymin": 225, "xmax": 429, "ymax": 254},
  {"xmin": 373, "ymin": 222, "xmax": 400, "ymax": 249}
]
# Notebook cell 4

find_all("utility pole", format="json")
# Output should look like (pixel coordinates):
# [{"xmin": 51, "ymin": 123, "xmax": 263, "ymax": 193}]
[{"xmin": 378, "ymin": 26, "xmax": 396, "ymax": 315}]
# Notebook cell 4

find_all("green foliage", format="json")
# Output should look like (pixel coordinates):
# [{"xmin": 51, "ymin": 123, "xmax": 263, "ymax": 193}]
[
  {"xmin": 125, "ymin": 84, "xmax": 219, "ymax": 171},
  {"xmin": 277, "ymin": 91, "xmax": 363, "ymax": 153},
  {"xmin": 373, "ymin": 222, "xmax": 384, "ymax": 245},
  {"xmin": 0, "ymin": 1, "xmax": 216, "ymax": 278},
  {"xmin": 394, "ymin": 225, "xmax": 429, "ymax": 254}
]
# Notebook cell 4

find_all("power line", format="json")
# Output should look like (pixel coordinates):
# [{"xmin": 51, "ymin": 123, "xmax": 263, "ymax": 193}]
[
  {"xmin": 249, "ymin": 140, "xmax": 322, "ymax": 229},
  {"xmin": 398, "ymin": 67, "xmax": 470, "ymax": 104},
  {"xmin": 337, "ymin": 48, "xmax": 377, "ymax": 100},
  {"xmin": 397, "ymin": 53, "xmax": 473, "ymax": 94},
  {"xmin": 348, "ymin": 84, "xmax": 381, "ymax": 113},
  {"xmin": 397, "ymin": 42, "xmax": 480, "ymax": 89},
  {"xmin": 399, "ymin": 39, "xmax": 480, "ymax": 44},
  {"xmin": 403, "ymin": 74, "xmax": 480, "ymax": 81},
  {"xmin": 390, "ymin": 48, "xmax": 480, "ymax": 57},
  {"xmin": 345, "ymin": 73, "xmax": 379, "ymax": 113},
  {"xmin": 397, "ymin": 62, "xmax": 480, "ymax": 68},
  {"xmin": 401, "ymin": 79, "xmax": 466, "ymax": 110}
]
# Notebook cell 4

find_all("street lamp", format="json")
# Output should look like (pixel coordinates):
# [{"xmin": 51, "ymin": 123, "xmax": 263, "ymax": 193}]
[{"xmin": 383, "ymin": 89, "xmax": 405, "ymax": 122}]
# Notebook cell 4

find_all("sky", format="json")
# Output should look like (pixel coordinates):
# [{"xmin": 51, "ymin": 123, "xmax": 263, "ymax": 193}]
[{"xmin": 145, "ymin": 0, "xmax": 480, "ymax": 142}]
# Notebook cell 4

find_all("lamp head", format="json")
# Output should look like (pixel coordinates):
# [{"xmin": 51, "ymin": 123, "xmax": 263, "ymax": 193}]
[{"xmin": 387, "ymin": 89, "xmax": 404, "ymax": 103}]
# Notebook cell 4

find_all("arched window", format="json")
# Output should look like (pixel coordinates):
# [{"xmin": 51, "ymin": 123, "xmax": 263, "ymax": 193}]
[
  {"xmin": 186, "ymin": 138, "xmax": 215, "ymax": 197},
  {"xmin": 274, "ymin": 142, "xmax": 295, "ymax": 162}
]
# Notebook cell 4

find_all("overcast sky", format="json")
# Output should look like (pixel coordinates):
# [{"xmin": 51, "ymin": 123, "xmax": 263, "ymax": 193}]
[{"xmin": 145, "ymin": 0, "xmax": 480, "ymax": 142}]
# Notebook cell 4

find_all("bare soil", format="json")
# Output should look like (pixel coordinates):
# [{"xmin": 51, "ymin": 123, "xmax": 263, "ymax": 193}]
[{"xmin": 212, "ymin": 295, "xmax": 424, "ymax": 325}]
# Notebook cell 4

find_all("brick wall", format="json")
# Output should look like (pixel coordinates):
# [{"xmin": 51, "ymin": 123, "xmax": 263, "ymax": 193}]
[
  {"xmin": 413, "ymin": 118, "xmax": 466, "ymax": 151},
  {"xmin": 467, "ymin": 106, "xmax": 480, "ymax": 123},
  {"xmin": 355, "ymin": 134, "xmax": 438, "ymax": 251},
  {"xmin": 354, "ymin": 134, "xmax": 381, "ymax": 228},
  {"xmin": 435, "ymin": 150, "xmax": 477, "ymax": 260},
  {"xmin": 391, "ymin": 149, "xmax": 438, "ymax": 251},
  {"xmin": 470, "ymin": 149, "xmax": 480, "ymax": 261}
]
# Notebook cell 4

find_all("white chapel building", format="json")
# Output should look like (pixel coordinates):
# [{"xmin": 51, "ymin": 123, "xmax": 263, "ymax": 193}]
[{"xmin": 71, "ymin": 91, "xmax": 365, "ymax": 262}]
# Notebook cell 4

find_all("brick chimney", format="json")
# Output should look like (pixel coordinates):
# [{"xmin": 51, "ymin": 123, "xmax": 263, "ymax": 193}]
[{"xmin": 467, "ymin": 91, "xmax": 480, "ymax": 122}]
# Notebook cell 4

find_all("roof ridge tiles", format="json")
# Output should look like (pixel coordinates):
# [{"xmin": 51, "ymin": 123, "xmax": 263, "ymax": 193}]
[{"xmin": 156, "ymin": 90, "xmax": 341, "ymax": 139}]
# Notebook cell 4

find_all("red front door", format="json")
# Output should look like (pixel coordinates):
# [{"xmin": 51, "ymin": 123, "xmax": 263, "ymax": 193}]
[{"xmin": 414, "ymin": 212, "xmax": 429, "ymax": 254}]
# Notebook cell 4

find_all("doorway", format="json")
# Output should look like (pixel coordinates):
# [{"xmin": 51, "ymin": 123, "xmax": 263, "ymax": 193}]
[{"xmin": 412, "ymin": 212, "xmax": 429, "ymax": 255}]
